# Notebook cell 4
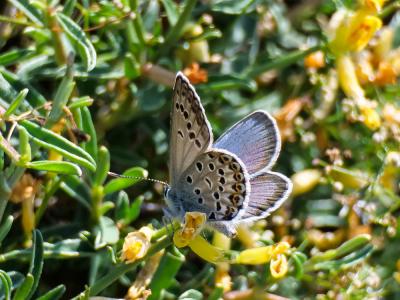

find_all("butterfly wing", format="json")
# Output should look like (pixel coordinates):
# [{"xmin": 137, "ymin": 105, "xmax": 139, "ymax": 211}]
[
  {"xmin": 174, "ymin": 149, "xmax": 250, "ymax": 232},
  {"xmin": 214, "ymin": 111, "xmax": 280, "ymax": 174},
  {"xmin": 169, "ymin": 72, "xmax": 213, "ymax": 185},
  {"xmin": 240, "ymin": 171, "xmax": 292, "ymax": 221}
]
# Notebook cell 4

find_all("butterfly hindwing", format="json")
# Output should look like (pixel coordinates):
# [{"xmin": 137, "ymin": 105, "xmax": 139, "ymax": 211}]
[
  {"xmin": 176, "ymin": 149, "xmax": 250, "ymax": 223},
  {"xmin": 169, "ymin": 72, "xmax": 213, "ymax": 185},
  {"xmin": 214, "ymin": 111, "xmax": 280, "ymax": 174},
  {"xmin": 241, "ymin": 171, "xmax": 292, "ymax": 221}
]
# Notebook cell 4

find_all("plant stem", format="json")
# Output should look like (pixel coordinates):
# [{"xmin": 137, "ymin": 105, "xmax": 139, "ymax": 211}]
[
  {"xmin": 88, "ymin": 236, "xmax": 172, "ymax": 296},
  {"xmin": 245, "ymin": 44, "xmax": 323, "ymax": 78},
  {"xmin": 161, "ymin": 0, "xmax": 197, "ymax": 54}
]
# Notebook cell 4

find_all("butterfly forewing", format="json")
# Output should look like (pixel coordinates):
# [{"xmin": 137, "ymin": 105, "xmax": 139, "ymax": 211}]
[
  {"xmin": 176, "ymin": 149, "xmax": 250, "ymax": 222},
  {"xmin": 169, "ymin": 73, "xmax": 213, "ymax": 185}
]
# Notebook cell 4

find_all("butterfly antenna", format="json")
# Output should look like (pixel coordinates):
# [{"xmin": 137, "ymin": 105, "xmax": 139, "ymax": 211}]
[{"xmin": 107, "ymin": 171, "xmax": 169, "ymax": 187}]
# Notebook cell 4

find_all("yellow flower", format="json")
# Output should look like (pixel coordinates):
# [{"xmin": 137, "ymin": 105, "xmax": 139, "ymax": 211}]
[
  {"xmin": 126, "ymin": 250, "xmax": 163, "ymax": 300},
  {"xmin": 360, "ymin": 0, "xmax": 387, "ymax": 13},
  {"xmin": 10, "ymin": 174, "xmax": 40, "ymax": 238},
  {"xmin": 188, "ymin": 235, "xmax": 228, "ymax": 263},
  {"xmin": 291, "ymin": 169, "xmax": 321, "ymax": 197},
  {"xmin": 270, "ymin": 254, "xmax": 288, "ymax": 279},
  {"xmin": 359, "ymin": 106, "xmax": 381, "ymax": 130},
  {"xmin": 337, "ymin": 54, "xmax": 365, "ymax": 99},
  {"xmin": 173, "ymin": 212, "xmax": 206, "ymax": 248},
  {"xmin": 235, "ymin": 242, "xmax": 290, "ymax": 265},
  {"xmin": 213, "ymin": 232, "xmax": 232, "ymax": 292},
  {"xmin": 329, "ymin": 11, "xmax": 382, "ymax": 55},
  {"xmin": 121, "ymin": 226, "xmax": 153, "ymax": 263}
]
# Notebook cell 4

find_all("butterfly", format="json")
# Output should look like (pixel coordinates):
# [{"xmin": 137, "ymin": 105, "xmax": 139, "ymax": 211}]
[{"xmin": 163, "ymin": 72, "xmax": 292, "ymax": 237}]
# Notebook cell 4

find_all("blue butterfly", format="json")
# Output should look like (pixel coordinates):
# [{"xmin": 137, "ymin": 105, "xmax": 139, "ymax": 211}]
[{"xmin": 164, "ymin": 72, "xmax": 292, "ymax": 237}]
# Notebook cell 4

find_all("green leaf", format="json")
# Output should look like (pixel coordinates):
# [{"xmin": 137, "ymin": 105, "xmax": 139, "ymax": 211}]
[
  {"xmin": 81, "ymin": 107, "xmax": 98, "ymax": 161},
  {"xmin": 68, "ymin": 96, "xmax": 93, "ymax": 109},
  {"xmin": 0, "ymin": 49, "xmax": 34, "ymax": 67},
  {"xmin": 46, "ymin": 69, "xmax": 75, "ymax": 127},
  {"xmin": 162, "ymin": 0, "xmax": 197, "ymax": 53},
  {"xmin": 4, "ymin": 88, "xmax": 28, "ymax": 118},
  {"xmin": 208, "ymin": 287, "xmax": 223, "ymax": 300},
  {"xmin": 104, "ymin": 167, "xmax": 147, "ymax": 195},
  {"xmin": 36, "ymin": 284, "xmax": 66, "ymax": 300},
  {"xmin": 27, "ymin": 230, "xmax": 44, "ymax": 300},
  {"xmin": 0, "ymin": 270, "xmax": 12, "ymax": 300},
  {"xmin": 148, "ymin": 248, "xmax": 185, "ymax": 300},
  {"xmin": 94, "ymin": 216, "xmax": 119, "ymax": 248},
  {"xmin": 197, "ymin": 74, "xmax": 257, "ymax": 92},
  {"xmin": 178, "ymin": 289, "xmax": 203, "ymax": 300},
  {"xmin": 8, "ymin": 0, "xmax": 44, "ymax": 25},
  {"xmin": 161, "ymin": 0, "xmax": 179, "ymax": 25},
  {"xmin": 18, "ymin": 126, "xmax": 31, "ymax": 164},
  {"xmin": 25, "ymin": 161, "xmax": 82, "ymax": 176},
  {"xmin": 0, "ymin": 216, "xmax": 14, "ymax": 245},
  {"xmin": 245, "ymin": 45, "xmax": 323, "ymax": 78},
  {"xmin": 55, "ymin": 13, "xmax": 97, "ymax": 71},
  {"xmin": 13, "ymin": 274, "xmax": 34, "ymax": 300},
  {"xmin": 0, "ymin": 73, "xmax": 18, "ymax": 104},
  {"xmin": 115, "ymin": 192, "xmax": 143, "ymax": 225},
  {"xmin": 93, "ymin": 146, "xmax": 110, "ymax": 186},
  {"xmin": 20, "ymin": 120, "xmax": 96, "ymax": 171},
  {"xmin": 0, "ymin": 69, "xmax": 46, "ymax": 107},
  {"xmin": 291, "ymin": 252, "xmax": 305, "ymax": 279},
  {"xmin": 210, "ymin": 0, "xmax": 256, "ymax": 14},
  {"xmin": 62, "ymin": 0, "xmax": 77, "ymax": 16},
  {"xmin": 124, "ymin": 54, "xmax": 141, "ymax": 79},
  {"xmin": 60, "ymin": 176, "xmax": 91, "ymax": 209}
]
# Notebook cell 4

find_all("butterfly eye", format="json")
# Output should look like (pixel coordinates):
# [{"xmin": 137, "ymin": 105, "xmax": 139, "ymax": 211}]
[{"xmin": 163, "ymin": 186, "xmax": 169, "ymax": 198}]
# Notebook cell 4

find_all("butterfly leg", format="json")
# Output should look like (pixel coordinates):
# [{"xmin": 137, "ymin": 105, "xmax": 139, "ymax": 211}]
[
  {"xmin": 210, "ymin": 221, "xmax": 237, "ymax": 238},
  {"xmin": 162, "ymin": 208, "xmax": 176, "ymax": 237}
]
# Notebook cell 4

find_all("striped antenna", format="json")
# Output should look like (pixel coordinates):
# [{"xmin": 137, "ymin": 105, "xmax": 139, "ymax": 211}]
[{"xmin": 107, "ymin": 171, "xmax": 169, "ymax": 186}]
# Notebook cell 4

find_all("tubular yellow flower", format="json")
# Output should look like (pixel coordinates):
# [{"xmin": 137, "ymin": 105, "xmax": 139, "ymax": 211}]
[
  {"xmin": 126, "ymin": 250, "xmax": 164, "ymax": 300},
  {"xmin": 329, "ymin": 11, "xmax": 382, "ymax": 54},
  {"xmin": 235, "ymin": 242, "xmax": 290, "ymax": 265},
  {"xmin": 291, "ymin": 169, "xmax": 321, "ymax": 197},
  {"xmin": 236, "ymin": 225, "xmax": 258, "ymax": 248},
  {"xmin": 173, "ymin": 212, "xmax": 206, "ymax": 248},
  {"xmin": 337, "ymin": 54, "xmax": 365, "ymax": 99},
  {"xmin": 10, "ymin": 174, "xmax": 40, "ymax": 239},
  {"xmin": 121, "ymin": 226, "xmax": 153, "ymax": 263},
  {"xmin": 270, "ymin": 254, "xmax": 288, "ymax": 279},
  {"xmin": 213, "ymin": 231, "xmax": 232, "ymax": 292},
  {"xmin": 360, "ymin": 0, "xmax": 387, "ymax": 13},
  {"xmin": 359, "ymin": 106, "xmax": 381, "ymax": 130},
  {"xmin": 188, "ymin": 235, "xmax": 229, "ymax": 263}
]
